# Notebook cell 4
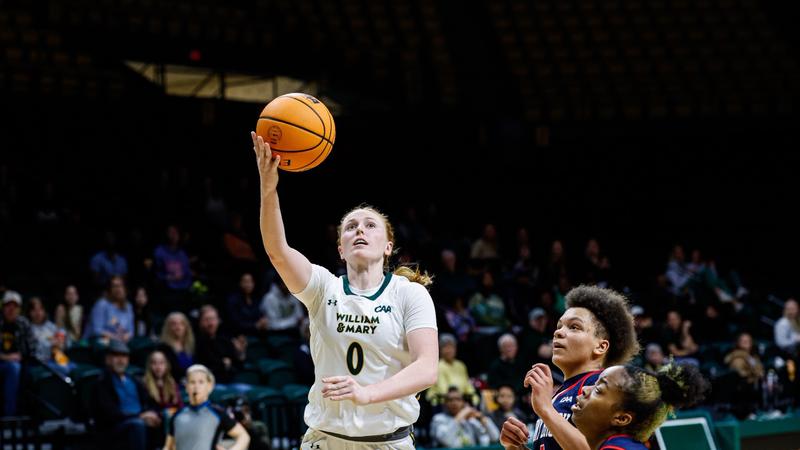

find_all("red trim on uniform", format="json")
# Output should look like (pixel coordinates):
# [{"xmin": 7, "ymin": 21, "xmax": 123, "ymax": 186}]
[
  {"xmin": 605, "ymin": 434, "xmax": 635, "ymax": 441},
  {"xmin": 554, "ymin": 370, "xmax": 602, "ymax": 400},
  {"xmin": 600, "ymin": 434, "xmax": 640, "ymax": 450},
  {"xmin": 577, "ymin": 370, "xmax": 603, "ymax": 395}
]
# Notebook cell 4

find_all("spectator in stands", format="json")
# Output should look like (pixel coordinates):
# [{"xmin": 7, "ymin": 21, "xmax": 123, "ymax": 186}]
[
  {"xmin": 693, "ymin": 303, "xmax": 730, "ymax": 345},
  {"xmin": 470, "ymin": 223, "xmax": 500, "ymax": 262},
  {"xmin": 468, "ymin": 270, "xmax": 509, "ymax": 329},
  {"xmin": 54, "ymin": 284, "xmax": 83, "ymax": 343},
  {"xmin": 631, "ymin": 305, "xmax": 659, "ymax": 347},
  {"xmin": 725, "ymin": 332, "xmax": 764, "ymax": 385},
  {"xmin": 505, "ymin": 243, "xmax": 539, "ymax": 324},
  {"xmin": 143, "ymin": 350, "xmax": 183, "ymax": 412},
  {"xmin": 570, "ymin": 363, "xmax": 709, "ymax": 450},
  {"xmin": 154, "ymin": 224, "xmax": 192, "ymax": 313},
  {"xmin": 579, "ymin": 238, "xmax": 611, "ymax": 288},
  {"xmin": 48, "ymin": 329, "xmax": 74, "ymax": 374},
  {"xmin": 230, "ymin": 396, "xmax": 270, "ymax": 450},
  {"xmin": 519, "ymin": 307, "xmax": 550, "ymax": 363},
  {"xmin": 665, "ymin": 245, "xmax": 692, "ymax": 298},
  {"xmin": 85, "ymin": 276, "xmax": 134, "ymax": 343},
  {"xmin": 552, "ymin": 273, "xmax": 571, "ymax": 316},
  {"xmin": 489, "ymin": 384, "xmax": 528, "ymax": 431},
  {"xmin": 774, "ymin": 298, "xmax": 800, "ymax": 356},
  {"xmin": 433, "ymin": 249, "xmax": 477, "ymax": 307},
  {"xmin": 157, "ymin": 312, "xmax": 195, "ymax": 380},
  {"xmin": 222, "ymin": 212, "xmax": 259, "ymax": 273},
  {"xmin": 487, "ymin": 334, "xmax": 527, "ymax": 392},
  {"xmin": 293, "ymin": 318, "xmax": 314, "ymax": 386},
  {"xmin": 259, "ymin": 277, "xmax": 305, "ymax": 332},
  {"xmin": 541, "ymin": 239, "xmax": 568, "ymax": 291},
  {"xmin": 395, "ymin": 206, "xmax": 432, "ymax": 257},
  {"xmin": 26, "ymin": 296, "xmax": 58, "ymax": 362},
  {"xmin": 93, "ymin": 340, "xmax": 162, "ymax": 450},
  {"xmin": 226, "ymin": 272, "xmax": 267, "ymax": 336},
  {"xmin": 132, "ymin": 286, "xmax": 155, "ymax": 339},
  {"xmin": 444, "ymin": 296, "xmax": 476, "ymax": 343},
  {"xmin": 643, "ymin": 343, "xmax": 665, "ymax": 372},
  {"xmin": 0, "ymin": 290, "xmax": 35, "ymax": 415},
  {"xmin": 426, "ymin": 333, "xmax": 477, "ymax": 406},
  {"xmin": 661, "ymin": 310, "xmax": 699, "ymax": 364},
  {"xmin": 163, "ymin": 364, "xmax": 250, "ymax": 450},
  {"xmin": 430, "ymin": 386, "xmax": 500, "ymax": 447},
  {"xmin": 90, "ymin": 231, "xmax": 129, "ymax": 292},
  {"xmin": 195, "ymin": 305, "xmax": 244, "ymax": 384}
]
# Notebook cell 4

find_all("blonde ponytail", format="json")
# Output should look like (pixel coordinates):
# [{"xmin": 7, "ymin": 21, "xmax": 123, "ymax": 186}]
[{"xmin": 393, "ymin": 265, "xmax": 434, "ymax": 287}]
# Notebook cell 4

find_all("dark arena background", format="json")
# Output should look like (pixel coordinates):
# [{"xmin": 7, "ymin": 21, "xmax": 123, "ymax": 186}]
[{"xmin": 1, "ymin": 0, "xmax": 799, "ymax": 449}]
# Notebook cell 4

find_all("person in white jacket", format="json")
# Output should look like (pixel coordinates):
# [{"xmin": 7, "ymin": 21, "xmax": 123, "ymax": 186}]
[
  {"xmin": 431, "ymin": 387, "xmax": 500, "ymax": 448},
  {"xmin": 774, "ymin": 298, "xmax": 800, "ymax": 355},
  {"xmin": 260, "ymin": 279, "xmax": 305, "ymax": 331}
]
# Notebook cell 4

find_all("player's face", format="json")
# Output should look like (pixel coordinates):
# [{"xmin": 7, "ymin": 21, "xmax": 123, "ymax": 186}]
[
  {"xmin": 572, "ymin": 366, "xmax": 630, "ymax": 439},
  {"xmin": 186, "ymin": 372, "xmax": 214, "ymax": 405},
  {"xmin": 552, "ymin": 307, "xmax": 608, "ymax": 372},
  {"xmin": 338, "ymin": 209, "xmax": 393, "ymax": 266}
]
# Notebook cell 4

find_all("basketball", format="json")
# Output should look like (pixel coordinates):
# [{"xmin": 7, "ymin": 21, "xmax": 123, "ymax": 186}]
[{"xmin": 255, "ymin": 93, "xmax": 336, "ymax": 172}]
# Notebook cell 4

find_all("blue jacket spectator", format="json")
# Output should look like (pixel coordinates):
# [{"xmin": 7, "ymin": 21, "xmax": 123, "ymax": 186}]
[
  {"xmin": 93, "ymin": 340, "xmax": 162, "ymax": 450},
  {"xmin": 84, "ymin": 276, "xmax": 134, "ymax": 343},
  {"xmin": 154, "ymin": 225, "xmax": 192, "ymax": 291},
  {"xmin": 90, "ymin": 231, "xmax": 129, "ymax": 290}
]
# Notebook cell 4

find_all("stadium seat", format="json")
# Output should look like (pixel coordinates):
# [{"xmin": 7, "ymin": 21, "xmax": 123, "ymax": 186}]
[
  {"xmin": 257, "ymin": 358, "xmax": 297, "ymax": 387},
  {"xmin": 29, "ymin": 370, "xmax": 76, "ymax": 420}
]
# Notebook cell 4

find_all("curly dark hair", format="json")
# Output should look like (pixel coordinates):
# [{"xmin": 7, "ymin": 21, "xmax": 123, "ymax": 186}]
[
  {"xmin": 565, "ymin": 285, "xmax": 639, "ymax": 366},
  {"xmin": 619, "ymin": 363, "xmax": 710, "ymax": 442}
]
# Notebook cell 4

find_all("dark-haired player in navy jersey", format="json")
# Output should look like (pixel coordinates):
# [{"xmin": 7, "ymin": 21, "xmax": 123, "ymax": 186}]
[
  {"xmin": 500, "ymin": 286, "xmax": 640, "ymax": 450},
  {"xmin": 571, "ymin": 363, "xmax": 709, "ymax": 449}
]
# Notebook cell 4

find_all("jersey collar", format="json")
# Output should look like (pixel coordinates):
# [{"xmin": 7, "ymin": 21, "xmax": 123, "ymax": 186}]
[
  {"xmin": 343, "ymin": 272, "xmax": 393, "ymax": 301},
  {"xmin": 189, "ymin": 400, "xmax": 211, "ymax": 411}
]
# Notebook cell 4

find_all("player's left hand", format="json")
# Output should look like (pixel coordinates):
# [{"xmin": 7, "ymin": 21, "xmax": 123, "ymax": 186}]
[
  {"xmin": 321, "ymin": 375, "xmax": 372, "ymax": 405},
  {"xmin": 524, "ymin": 363, "xmax": 554, "ymax": 416}
]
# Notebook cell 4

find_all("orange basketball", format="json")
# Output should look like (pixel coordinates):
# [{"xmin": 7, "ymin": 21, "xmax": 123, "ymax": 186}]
[{"xmin": 255, "ymin": 93, "xmax": 336, "ymax": 172}]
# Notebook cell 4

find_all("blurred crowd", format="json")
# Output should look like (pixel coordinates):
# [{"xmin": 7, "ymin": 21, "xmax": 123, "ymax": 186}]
[{"xmin": 1, "ymin": 166, "xmax": 799, "ymax": 449}]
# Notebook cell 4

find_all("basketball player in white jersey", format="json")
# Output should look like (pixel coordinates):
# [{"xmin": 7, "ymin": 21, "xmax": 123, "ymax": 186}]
[{"xmin": 252, "ymin": 132, "xmax": 439, "ymax": 449}]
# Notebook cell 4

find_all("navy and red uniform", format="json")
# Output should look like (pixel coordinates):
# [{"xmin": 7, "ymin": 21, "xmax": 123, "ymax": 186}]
[
  {"xmin": 599, "ymin": 434, "xmax": 647, "ymax": 450},
  {"xmin": 530, "ymin": 370, "xmax": 602, "ymax": 450}
]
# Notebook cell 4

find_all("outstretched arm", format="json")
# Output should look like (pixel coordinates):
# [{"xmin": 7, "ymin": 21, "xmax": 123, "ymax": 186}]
[{"xmin": 252, "ymin": 131, "xmax": 312, "ymax": 293}]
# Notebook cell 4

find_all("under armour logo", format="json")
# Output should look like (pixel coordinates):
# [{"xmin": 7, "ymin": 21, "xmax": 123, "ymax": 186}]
[
  {"xmin": 310, "ymin": 443, "xmax": 321, "ymax": 449},
  {"xmin": 327, "ymin": 299, "xmax": 337, "ymax": 306}
]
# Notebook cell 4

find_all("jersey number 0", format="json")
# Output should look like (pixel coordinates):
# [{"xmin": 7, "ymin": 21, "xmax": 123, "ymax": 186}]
[{"xmin": 347, "ymin": 342, "xmax": 364, "ymax": 375}]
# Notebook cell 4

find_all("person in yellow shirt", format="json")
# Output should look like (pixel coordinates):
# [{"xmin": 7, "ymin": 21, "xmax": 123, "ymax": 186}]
[{"xmin": 427, "ymin": 334, "xmax": 477, "ymax": 405}]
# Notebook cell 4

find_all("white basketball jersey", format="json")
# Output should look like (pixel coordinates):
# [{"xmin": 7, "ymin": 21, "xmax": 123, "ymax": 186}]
[{"xmin": 294, "ymin": 264, "xmax": 438, "ymax": 436}]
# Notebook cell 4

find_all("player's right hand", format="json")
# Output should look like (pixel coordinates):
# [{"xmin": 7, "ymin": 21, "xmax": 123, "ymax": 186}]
[
  {"xmin": 499, "ymin": 416, "xmax": 529, "ymax": 449},
  {"xmin": 252, "ymin": 131, "xmax": 280, "ymax": 192}
]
